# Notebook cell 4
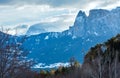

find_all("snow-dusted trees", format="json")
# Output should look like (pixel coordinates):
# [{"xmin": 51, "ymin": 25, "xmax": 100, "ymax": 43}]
[{"xmin": 0, "ymin": 32, "xmax": 34, "ymax": 78}]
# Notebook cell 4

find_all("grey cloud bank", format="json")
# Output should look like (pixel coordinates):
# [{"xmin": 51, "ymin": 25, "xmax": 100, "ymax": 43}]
[{"xmin": 0, "ymin": 0, "xmax": 119, "ymax": 8}]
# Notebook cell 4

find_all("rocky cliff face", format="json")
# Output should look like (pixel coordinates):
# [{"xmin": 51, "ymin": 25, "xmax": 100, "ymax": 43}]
[{"xmin": 66, "ymin": 7, "xmax": 120, "ymax": 38}]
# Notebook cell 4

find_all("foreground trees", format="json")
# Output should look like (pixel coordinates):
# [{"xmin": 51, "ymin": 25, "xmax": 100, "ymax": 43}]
[
  {"xmin": 82, "ymin": 34, "xmax": 120, "ymax": 78},
  {"xmin": 0, "ymin": 32, "xmax": 34, "ymax": 78},
  {"xmin": 35, "ymin": 60, "xmax": 81, "ymax": 78}
]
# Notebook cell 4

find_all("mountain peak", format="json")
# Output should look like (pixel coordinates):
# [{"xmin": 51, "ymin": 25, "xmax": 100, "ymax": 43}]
[
  {"xmin": 26, "ymin": 23, "xmax": 46, "ymax": 36},
  {"xmin": 77, "ymin": 10, "xmax": 86, "ymax": 17},
  {"xmin": 89, "ymin": 9, "xmax": 109, "ymax": 18},
  {"xmin": 73, "ymin": 10, "xmax": 86, "ymax": 27}
]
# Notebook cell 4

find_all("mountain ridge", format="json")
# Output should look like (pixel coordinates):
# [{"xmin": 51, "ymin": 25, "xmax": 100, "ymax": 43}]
[
  {"xmin": 21, "ymin": 7, "xmax": 120, "ymax": 67},
  {"xmin": 1, "ymin": 7, "xmax": 120, "ymax": 68}
]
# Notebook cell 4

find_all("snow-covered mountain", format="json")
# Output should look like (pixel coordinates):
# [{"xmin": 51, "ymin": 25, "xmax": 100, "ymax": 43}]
[
  {"xmin": 25, "ymin": 21, "xmax": 68, "ymax": 36},
  {"xmin": 21, "ymin": 7, "xmax": 120, "ymax": 68},
  {"xmin": 7, "ymin": 23, "xmax": 55, "ymax": 36},
  {"xmin": 26, "ymin": 23, "xmax": 46, "ymax": 36},
  {"xmin": 1, "ymin": 7, "xmax": 120, "ymax": 68}
]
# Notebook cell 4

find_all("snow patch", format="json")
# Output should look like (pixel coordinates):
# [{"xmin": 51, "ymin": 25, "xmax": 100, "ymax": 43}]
[
  {"xmin": 72, "ymin": 35, "xmax": 77, "ymax": 39},
  {"xmin": 68, "ymin": 32, "xmax": 72, "ymax": 35},
  {"xmin": 33, "ymin": 62, "xmax": 70, "ymax": 69},
  {"xmin": 45, "ymin": 36, "xmax": 49, "ymax": 40},
  {"xmin": 101, "ymin": 45, "xmax": 107, "ymax": 53},
  {"xmin": 35, "ymin": 39, "xmax": 40, "ymax": 44},
  {"xmin": 94, "ymin": 32, "xmax": 98, "ymax": 36},
  {"xmin": 76, "ymin": 16, "xmax": 83, "ymax": 22},
  {"xmin": 33, "ymin": 63, "xmax": 45, "ymax": 68},
  {"xmin": 86, "ymin": 38, "xmax": 90, "ymax": 41}
]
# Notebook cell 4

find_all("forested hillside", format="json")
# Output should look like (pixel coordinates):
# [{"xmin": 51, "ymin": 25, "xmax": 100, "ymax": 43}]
[{"xmin": 30, "ymin": 34, "xmax": 120, "ymax": 78}]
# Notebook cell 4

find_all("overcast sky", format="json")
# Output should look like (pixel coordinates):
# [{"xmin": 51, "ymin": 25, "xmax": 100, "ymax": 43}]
[{"xmin": 0, "ymin": 0, "xmax": 120, "ymax": 35}]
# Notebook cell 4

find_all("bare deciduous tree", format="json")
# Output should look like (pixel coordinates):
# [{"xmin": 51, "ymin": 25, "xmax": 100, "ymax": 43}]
[{"xmin": 0, "ymin": 30, "xmax": 34, "ymax": 78}]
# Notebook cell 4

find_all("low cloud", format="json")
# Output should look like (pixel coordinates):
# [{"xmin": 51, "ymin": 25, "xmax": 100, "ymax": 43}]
[{"xmin": 0, "ymin": 0, "xmax": 120, "ymax": 35}]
